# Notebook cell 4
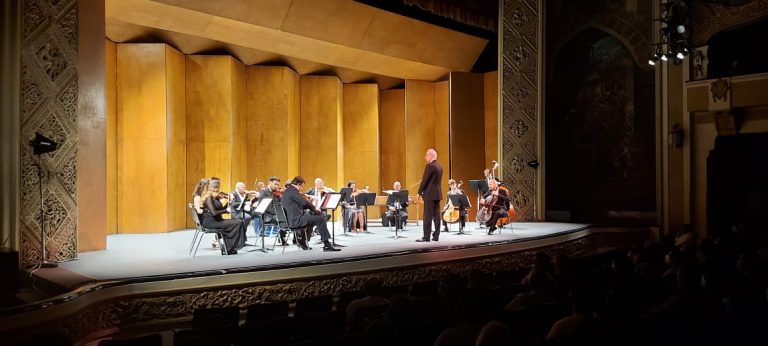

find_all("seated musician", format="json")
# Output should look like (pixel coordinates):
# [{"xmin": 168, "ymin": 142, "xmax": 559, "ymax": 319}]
[
  {"xmin": 259, "ymin": 176, "xmax": 287, "ymax": 245},
  {"xmin": 306, "ymin": 177, "xmax": 335, "ymax": 209},
  {"xmin": 230, "ymin": 181, "xmax": 256, "ymax": 224},
  {"xmin": 384, "ymin": 181, "xmax": 408, "ymax": 230},
  {"xmin": 478, "ymin": 178, "xmax": 510, "ymax": 235},
  {"xmin": 201, "ymin": 179, "xmax": 246, "ymax": 255},
  {"xmin": 281, "ymin": 176, "xmax": 340, "ymax": 252},
  {"xmin": 344, "ymin": 181, "xmax": 368, "ymax": 233},
  {"xmin": 441, "ymin": 179, "xmax": 468, "ymax": 232}
]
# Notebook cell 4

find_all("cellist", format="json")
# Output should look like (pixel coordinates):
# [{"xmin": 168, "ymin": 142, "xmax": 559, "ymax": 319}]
[
  {"xmin": 442, "ymin": 179, "xmax": 468, "ymax": 233},
  {"xmin": 478, "ymin": 178, "xmax": 510, "ymax": 235}
]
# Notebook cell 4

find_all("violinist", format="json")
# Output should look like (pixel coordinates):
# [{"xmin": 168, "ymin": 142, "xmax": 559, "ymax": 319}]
[
  {"xmin": 259, "ymin": 176, "xmax": 287, "ymax": 245},
  {"xmin": 306, "ymin": 177, "xmax": 335, "ymax": 209},
  {"xmin": 441, "ymin": 179, "xmax": 468, "ymax": 233},
  {"xmin": 230, "ymin": 182, "xmax": 257, "ymax": 223},
  {"xmin": 282, "ymin": 176, "xmax": 340, "ymax": 252},
  {"xmin": 201, "ymin": 179, "xmax": 246, "ymax": 255},
  {"xmin": 478, "ymin": 178, "xmax": 510, "ymax": 235},
  {"xmin": 384, "ymin": 181, "xmax": 408, "ymax": 230},
  {"xmin": 344, "ymin": 180, "xmax": 368, "ymax": 233}
]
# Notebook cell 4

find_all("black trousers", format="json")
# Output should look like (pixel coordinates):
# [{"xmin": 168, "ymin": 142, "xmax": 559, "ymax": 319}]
[
  {"xmin": 298, "ymin": 213, "xmax": 331, "ymax": 242},
  {"xmin": 485, "ymin": 210, "xmax": 508, "ymax": 229},
  {"xmin": 423, "ymin": 199, "xmax": 441, "ymax": 240}
]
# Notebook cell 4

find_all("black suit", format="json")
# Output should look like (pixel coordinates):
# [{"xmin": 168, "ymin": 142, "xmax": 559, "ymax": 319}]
[
  {"xmin": 481, "ymin": 188, "xmax": 510, "ymax": 229},
  {"xmin": 281, "ymin": 185, "xmax": 331, "ymax": 242},
  {"xmin": 258, "ymin": 188, "xmax": 278, "ymax": 224},
  {"xmin": 384, "ymin": 193, "xmax": 408, "ymax": 229},
  {"xmin": 230, "ymin": 191, "xmax": 254, "ymax": 221},
  {"xmin": 418, "ymin": 159, "xmax": 443, "ymax": 240}
]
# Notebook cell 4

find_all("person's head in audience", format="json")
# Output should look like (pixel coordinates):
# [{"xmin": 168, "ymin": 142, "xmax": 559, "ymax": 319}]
[
  {"xmin": 468, "ymin": 269, "xmax": 490, "ymax": 290},
  {"xmin": 676, "ymin": 264, "xmax": 701, "ymax": 295},
  {"xmin": 533, "ymin": 252, "xmax": 552, "ymax": 271},
  {"xmin": 440, "ymin": 272, "xmax": 466, "ymax": 296},
  {"xmin": 385, "ymin": 295, "xmax": 414, "ymax": 327},
  {"xmin": 475, "ymin": 321, "xmax": 514, "ymax": 346},
  {"xmin": 554, "ymin": 254, "xmax": 569, "ymax": 274},
  {"xmin": 361, "ymin": 277, "xmax": 384, "ymax": 297}
]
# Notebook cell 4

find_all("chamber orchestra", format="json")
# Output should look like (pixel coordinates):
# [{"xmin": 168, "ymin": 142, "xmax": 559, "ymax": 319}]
[{"xmin": 193, "ymin": 150, "xmax": 516, "ymax": 255}]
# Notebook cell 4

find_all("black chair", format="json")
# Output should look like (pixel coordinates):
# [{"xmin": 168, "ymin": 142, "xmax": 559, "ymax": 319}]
[
  {"xmin": 192, "ymin": 306, "xmax": 240, "ymax": 331},
  {"xmin": 245, "ymin": 301, "xmax": 290, "ymax": 324},
  {"xmin": 294, "ymin": 295, "xmax": 334, "ymax": 317},
  {"xmin": 188, "ymin": 203, "xmax": 227, "ymax": 257},
  {"xmin": 273, "ymin": 202, "xmax": 302, "ymax": 253},
  {"xmin": 98, "ymin": 334, "xmax": 162, "ymax": 346}
]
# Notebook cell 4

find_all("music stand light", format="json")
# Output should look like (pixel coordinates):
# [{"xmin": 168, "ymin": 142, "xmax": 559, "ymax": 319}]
[{"xmin": 29, "ymin": 132, "xmax": 59, "ymax": 268}]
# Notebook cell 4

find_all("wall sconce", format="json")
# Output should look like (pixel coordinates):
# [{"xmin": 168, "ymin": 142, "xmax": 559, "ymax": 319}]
[{"xmin": 668, "ymin": 123, "xmax": 684, "ymax": 148}]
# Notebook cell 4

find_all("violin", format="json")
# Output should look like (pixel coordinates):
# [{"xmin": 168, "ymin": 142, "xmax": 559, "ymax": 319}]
[{"xmin": 271, "ymin": 187, "xmax": 285, "ymax": 198}]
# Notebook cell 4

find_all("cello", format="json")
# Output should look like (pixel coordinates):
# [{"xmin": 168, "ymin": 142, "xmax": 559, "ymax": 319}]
[{"xmin": 441, "ymin": 181, "xmax": 463, "ymax": 223}]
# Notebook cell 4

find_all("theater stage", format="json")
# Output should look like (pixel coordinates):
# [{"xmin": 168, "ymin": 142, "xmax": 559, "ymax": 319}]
[{"xmin": 37, "ymin": 221, "xmax": 589, "ymax": 289}]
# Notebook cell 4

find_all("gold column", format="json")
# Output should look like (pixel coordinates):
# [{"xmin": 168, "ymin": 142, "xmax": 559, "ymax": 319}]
[
  {"xmin": 117, "ymin": 44, "xmax": 185, "ymax": 233},
  {"xmin": 450, "ymin": 72, "xmax": 486, "ymax": 221},
  {"xmin": 484, "ymin": 71, "xmax": 499, "ymax": 166},
  {"xmin": 186, "ymin": 55, "xmax": 247, "ymax": 200},
  {"xmin": 435, "ymin": 80, "xmax": 450, "ymax": 191},
  {"xmin": 405, "ymin": 80, "xmax": 436, "ymax": 191},
  {"xmin": 343, "ymin": 83, "xmax": 380, "ymax": 218},
  {"xmin": 300, "ymin": 75, "xmax": 344, "ymax": 189},
  {"xmin": 105, "ymin": 39, "xmax": 117, "ymax": 234},
  {"xmin": 245, "ymin": 66, "xmax": 300, "ymax": 186},
  {"xmin": 379, "ymin": 89, "xmax": 406, "ymax": 191}
]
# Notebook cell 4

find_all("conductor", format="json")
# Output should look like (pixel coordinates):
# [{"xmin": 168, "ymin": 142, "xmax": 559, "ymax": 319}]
[{"xmin": 416, "ymin": 148, "xmax": 443, "ymax": 242}]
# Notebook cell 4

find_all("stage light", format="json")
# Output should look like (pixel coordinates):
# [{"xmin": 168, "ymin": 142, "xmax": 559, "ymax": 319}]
[
  {"xmin": 29, "ymin": 132, "xmax": 58, "ymax": 155},
  {"xmin": 676, "ymin": 52, "xmax": 685, "ymax": 60},
  {"xmin": 648, "ymin": 58, "xmax": 657, "ymax": 66},
  {"xmin": 677, "ymin": 25, "xmax": 686, "ymax": 33},
  {"xmin": 661, "ymin": 54, "xmax": 668, "ymax": 61}
]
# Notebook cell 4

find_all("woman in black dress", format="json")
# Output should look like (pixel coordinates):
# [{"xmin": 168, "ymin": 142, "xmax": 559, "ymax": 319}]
[{"xmin": 201, "ymin": 180, "xmax": 246, "ymax": 255}]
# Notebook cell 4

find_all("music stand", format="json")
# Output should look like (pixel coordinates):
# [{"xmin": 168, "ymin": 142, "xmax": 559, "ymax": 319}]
[
  {"xmin": 249, "ymin": 197, "xmax": 274, "ymax": 253},
  {"xmin": 320, "ymin": 193, "xmax": 344, "ymax": 247},
  {"xmin": 469, "ymin": 180, "xmax": 488, "ymax": 229},
  {"xmin": 448, "ymin": 194, "xmax": 471, "ymax": 235},
  {"xmin": 357, "ymin": 193, "xmax": 377, "ymax": 234},
  {"xmin": 338, "ymin": 188, "xmax": 353, "ymax": 236},
  {"xmin": 386, "ymin": 190, "xmax": 409, "ymax": 239}
]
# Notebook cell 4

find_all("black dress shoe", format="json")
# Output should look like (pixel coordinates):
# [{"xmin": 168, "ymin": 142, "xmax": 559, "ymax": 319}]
[
  {"xmin": 488, "ymin": 227, "xmax": 496, "ymax": 235},
  {"xmin": 415, "ymin": 238, "xmax": 430, "ymax": 242},
  {"xmin": 298, "ymin": 244, "xmax": 312, "ymax": 250},
  {"xmin": 323, "ymin": 245, "xmax": 341, "ymax": 252},
  {"xmin": 432, "ymin": 237, "xmax": 439, "ymax": 241}
]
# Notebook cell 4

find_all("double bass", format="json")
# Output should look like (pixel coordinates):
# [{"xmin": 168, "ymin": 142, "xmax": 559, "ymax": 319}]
[
  {"xmin": 476, "ymin": 161, "xmax": 516, "ymax": 225},
  {"xmin": 441, "ymin": 181, "xmax": 463, "ymax": 223}
]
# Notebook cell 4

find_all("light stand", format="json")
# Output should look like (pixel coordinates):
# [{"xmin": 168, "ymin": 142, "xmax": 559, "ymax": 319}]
[
  {"xmin": 527, "ymin": 160, "xmax": 540, "ymax": 222},
  {"xmin": 30, "ymin": 133, "xmax": 59, "ymax": 268}
]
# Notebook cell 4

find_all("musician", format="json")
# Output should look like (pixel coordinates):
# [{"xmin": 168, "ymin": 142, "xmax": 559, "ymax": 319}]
[
  {"xmin": 343, "ymin": 181, "xmax": 368, "ymax": 233},
  {"xmin": 281, "ymin": 176, "xmax": 340, "ymax": 252},
  {"xmin": 384, "ymin": 181, "xmax": 408, "ymax": 230},
  {"xmin": 259, "ymin": 176, "xmax": 287, "ymax": 245},
  {"xmin": 306, "ymin": 177, "xmax": 334, "ymax": 209},
  {"xmin": 478, "ymin": 178, "xmax": 510, "ymax": 235},
  {"xmin": 192, "ymin": 178, "xmax": 208, "ymax": 216},
  {"xmin": 201, "ymin": 179, "xmax": 246, "ymax": 255},
  {"xmin": 417, "ymin": 148, "xmax": 443, "ymax": 242},
  {"xmin": 441, "ymin": 179, "xmax": 468, "ymax": 233},
  {"xmin": 230, "ymin": 181, "xmax": 256, "ymax": 223}
]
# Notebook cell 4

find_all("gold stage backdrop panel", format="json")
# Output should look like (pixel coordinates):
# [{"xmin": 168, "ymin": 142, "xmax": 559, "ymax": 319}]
[
  {"xmin": 300, "ymin": 75, "xmax": 344, "ymax": 190},
  {"xmin": 405, "ymin": 80, "xmax": 436, "ymax": 199},
  {"xmin": 246, "ymin": 66, "xmax": 300, "ymax": 187},
  {"xmin": 343, "ymin": 83, "xmax": 380, "ymax": 218},
  {"xmin": 435, "ymin": 80, "xmax": 450, "ymax": 192},
  {"xmin": 450, "ymin": 72, "xmax": 487, "ymax": 221},
  {"xmin": 116, "ymin": 43, "xmax": 186, "ymax": 233},
  {"xmin": 484, "ymin": 71, "xmax": 499, "ymax": 169},
  {"xmin": 186, "ymin": 55, "xmax": 247, "ymax": 219},
  {"xmin": 379, "ymin": 89, "xmax": 406, "ymax": 194},
  {"xmin": 106, "ymin": 40, "xmax": 117, "ymax": 235}
]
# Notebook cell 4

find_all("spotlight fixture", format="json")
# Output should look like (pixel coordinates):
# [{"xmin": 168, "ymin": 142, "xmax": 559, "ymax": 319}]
[{"xmin": 649, "ymin": 0, "xmax": 690, "ymax": 67}]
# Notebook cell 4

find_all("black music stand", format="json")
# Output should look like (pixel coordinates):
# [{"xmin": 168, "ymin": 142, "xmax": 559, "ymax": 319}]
[
  {"xmin": 319, "ymin": 193, "xmax": 344, "ymax": 247},
  {"xmin": 469, "ymin": 179, "xmax": 489, "ymax": 229},
  {"xmin": 357, "ymin": 193, "xmax": 377, "ymax": 234},
  {"xmin": 386, "ymin": 190, "xmax": 409, "ymax": 239},
  {"xmin": 448, "ymin": 194, "xmax": 471, "ymax": 235},
  {"xmin": 338, "ymin": 188, "xmax": 353, "ymax": 236},
  {"xmin": 248, "ymin": 197, "xmax": 274, "ymax": 253}
]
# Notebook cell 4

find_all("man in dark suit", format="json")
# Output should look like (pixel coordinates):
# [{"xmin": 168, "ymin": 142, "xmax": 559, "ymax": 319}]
[
  {"xmin": 281, "ymin": 176, "xmax": 340, "ymax": 252},
  {"xmin": 417, "ymin": 148, "xmax": 443, "ymax": 242}
]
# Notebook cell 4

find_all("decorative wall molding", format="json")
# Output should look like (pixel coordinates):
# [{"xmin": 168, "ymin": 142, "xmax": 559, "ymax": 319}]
[
  {"xmin": 690, "ymin": 0, "xmax": 768, "ymax": 46},
  {"xmin": 19, "ymin": 0, "xmax": 78, "ymax": 266},
  {"xmin": 500, "ymin": 0, "xmax": 540, "ymax": 221}
]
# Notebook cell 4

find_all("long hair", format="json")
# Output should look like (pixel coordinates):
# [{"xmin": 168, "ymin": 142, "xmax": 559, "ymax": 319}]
[
  {"xmin": 201, "ymin": 179, "xmax": 220, "ymax": 201},
  {"xmin": 193, "ymin": 178, "xmax": 208, "ymax": 198}
]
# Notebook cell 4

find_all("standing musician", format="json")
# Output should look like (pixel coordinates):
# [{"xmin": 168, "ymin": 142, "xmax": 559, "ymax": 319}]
[
  {"xmin": 478, "ymin": 178, "xmax": 510, "ymax": 235},
  {"xmin": 343, "ymin": 181, "xmax": 368, "ymax": 233},
  {"xmin": 281, "ymin": 176, "xmax": 340, "ymax": 252},
  {"xmin": 417, "ymin": 148, "xmax": 444, "ymax": 242},
  {"xmin": 384, "ymin": 181, "xmax": 408, "ymax": 230},
  {"xmin": 306, "ymin": 177, "xmax": 335, "ymax": 209},
  {"xmin": 259, "ymin": 176, "xmax": 287, "ymax": 246},
  {"xmin": 441, "ymin": 179, "xmax": 468, "ymax": 233}
]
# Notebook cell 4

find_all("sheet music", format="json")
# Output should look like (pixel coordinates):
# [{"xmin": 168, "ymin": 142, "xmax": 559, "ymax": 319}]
[
  {"xmin": 254, "ymin": 198, "xmax": 272, "ymax": 214},
  {"xmin": 322, "ymin": 193, "xmax": 342, "ymax": 209}
]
